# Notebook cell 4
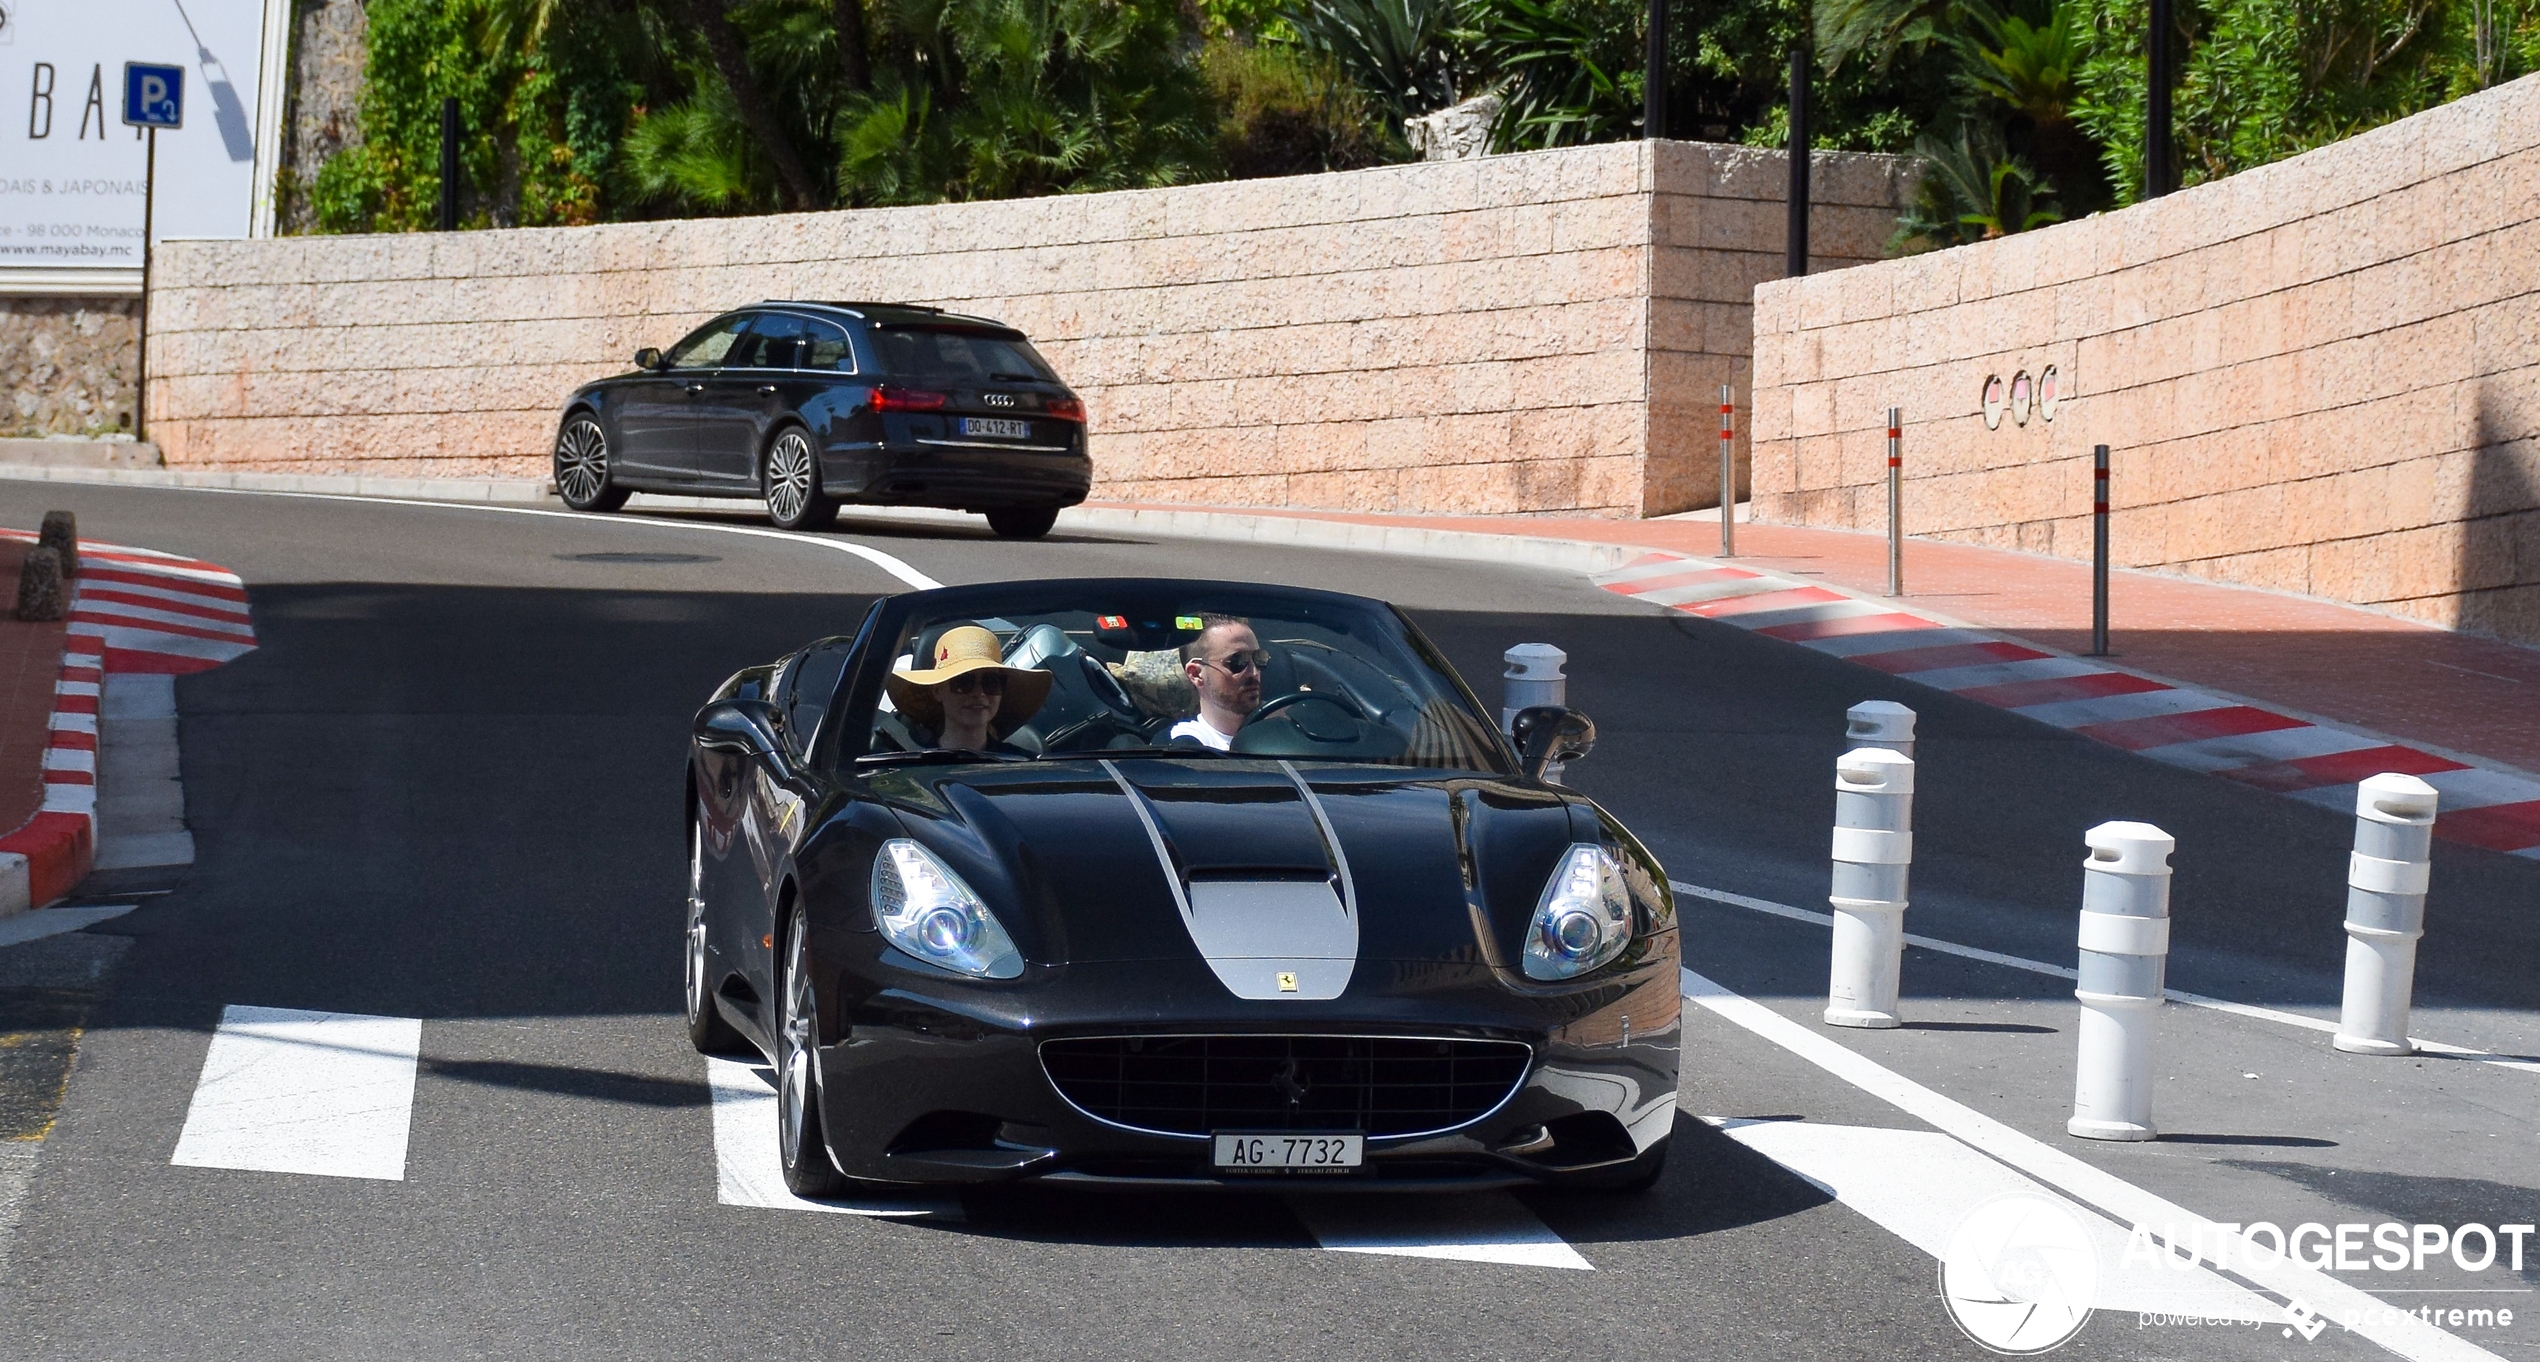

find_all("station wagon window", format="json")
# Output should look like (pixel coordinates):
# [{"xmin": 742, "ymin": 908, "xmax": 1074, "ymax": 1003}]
[
  {"xmin": 665, "ymin": 315, "xmax": 750, "ymax": 370},
  {"xmin": 874, "ymin": 326, "xmax": 1058, "ymax": 383},
  {"xmin": 802, "ymin": 320, "xmax": 855, "ymax": 373},
  {"xmin": 731, "ymin": 313, "xmax": 809, "ymax": 369}
]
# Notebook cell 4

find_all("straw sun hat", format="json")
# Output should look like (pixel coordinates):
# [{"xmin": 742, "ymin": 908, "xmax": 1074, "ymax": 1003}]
[{"xmin": 885, "ymin": 625, "xmax": 1053, "ymax": 736}]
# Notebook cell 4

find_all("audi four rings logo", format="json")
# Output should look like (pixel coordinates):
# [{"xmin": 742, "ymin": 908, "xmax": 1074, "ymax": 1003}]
[
  {"xmin": 1982, "ymin": 365, "xmax": 2061, "ymax": 429},
  {"xmin": 983, "ymin": 392, "xmax": 1016, "ymax": 407}
]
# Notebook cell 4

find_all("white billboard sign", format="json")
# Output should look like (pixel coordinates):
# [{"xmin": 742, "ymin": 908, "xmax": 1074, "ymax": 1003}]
[{"xmin": 0, "ymin": 0, "xmax": 291, "ymax": 294}]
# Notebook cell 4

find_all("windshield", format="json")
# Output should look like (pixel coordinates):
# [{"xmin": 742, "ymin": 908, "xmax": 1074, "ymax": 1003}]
[
  {"xmin": 873, "ymin": 326, "xmax": 1059, "ymax": 384},
  {"xmin": 858, "ymin": 591, "xmax": 1508, "ymax": 773}
]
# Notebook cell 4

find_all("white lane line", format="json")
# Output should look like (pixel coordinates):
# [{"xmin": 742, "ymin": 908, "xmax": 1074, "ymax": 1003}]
[
  {"xmin": 115, "ymin": 485, "xmax": 945, "ymax": 591},
  {"xmin": 703, "ymin": 1057, "xmax": 960, "ymax": 1218},
  {"xmin": 1289, "ymin": 1192, "xmax": 1592, "ymax": 1269},
  {"xmin": 1681, "ymin": 967, "xmax": 2503, "ymax": 1362},
  {"xmin": 1671, "ymin": 879, "xmax": 2540, "ymax": 1076},
  {"xmin": 1718, "ymin": 1119, "xmax": 2283, "ymax": 1322},
  {"xmin": 170, "ymin": 1005, "xmax": 421, "ymax": 1182}
]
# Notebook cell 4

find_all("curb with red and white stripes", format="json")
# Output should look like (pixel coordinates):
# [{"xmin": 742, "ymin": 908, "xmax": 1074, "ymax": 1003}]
[
  {"xmin": 0, "ymin": 532, "xmax": 255, "ymax": 912},
  {"xmin": 1594, "ymin": 550, "xmax": 2540, "ymax": 860}
]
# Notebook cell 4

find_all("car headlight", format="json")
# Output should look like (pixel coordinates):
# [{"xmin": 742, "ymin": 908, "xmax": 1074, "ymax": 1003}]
[
  {"xmin": 871, "ymin": 839, "xmax": 1023, "ymax": 979},
  {"xmin": 1522, "ymin": 844, "xmax": 1633, "ymax": 980}
]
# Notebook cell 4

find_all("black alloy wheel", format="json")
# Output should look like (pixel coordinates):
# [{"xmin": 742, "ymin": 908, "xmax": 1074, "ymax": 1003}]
[
  {"xmin": 555, "ymin": 415, "xmax": 629, "ymax": 512},
  {"xmin": 762, "ymin": 427, "xmax": 838, "ymax": 532},
  {"xmin": 777, "ymin": 905, "xmax": 846, "ymax": 1197},
  {"xmin": 684, "ymin": 815, "xmax": 746, "ymax": 1055},
  {"xmin": 985, "ymin": 505, "xmax": 1060, "ymax": 539}
]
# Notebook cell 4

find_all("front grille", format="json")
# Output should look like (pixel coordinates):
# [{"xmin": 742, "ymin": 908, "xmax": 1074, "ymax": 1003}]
[{"xmin": 1039, "ymin": 1035, "xmax": 1532, "ymax": 1139}]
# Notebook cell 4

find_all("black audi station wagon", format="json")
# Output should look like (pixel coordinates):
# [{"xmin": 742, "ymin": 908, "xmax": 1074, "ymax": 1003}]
[{"xmin": 553, "ymin": 302, "xmax": 1090, "ymax": 538}]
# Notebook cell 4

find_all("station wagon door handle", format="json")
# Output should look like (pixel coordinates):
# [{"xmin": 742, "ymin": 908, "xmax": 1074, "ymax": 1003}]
[
  {"xmin": 757, "ymin": 385, "xmax": 779, "ymax": 395},
  {"xmin": 684, "ymin": 382, "xmax": 706, "ymax": 393}
]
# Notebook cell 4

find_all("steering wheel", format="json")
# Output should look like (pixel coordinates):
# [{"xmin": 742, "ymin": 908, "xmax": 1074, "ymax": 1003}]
[{"xmin": 1246, "ymin": 691, "xmax": 1370, "ymax": 741}]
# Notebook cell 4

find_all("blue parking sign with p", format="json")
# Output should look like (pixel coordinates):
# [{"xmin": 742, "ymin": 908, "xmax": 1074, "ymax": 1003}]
[{"xmin": 123, "ymin": 62, "xmax": 185, "ymax": 129}]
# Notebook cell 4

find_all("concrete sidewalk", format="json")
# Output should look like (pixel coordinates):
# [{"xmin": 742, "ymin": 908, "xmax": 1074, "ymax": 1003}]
[{"xmin": 1100, "ymin": 502, "xmax": 2540, "ymax": 777}]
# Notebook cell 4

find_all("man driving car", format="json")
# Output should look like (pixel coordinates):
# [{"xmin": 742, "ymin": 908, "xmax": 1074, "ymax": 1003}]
[{"xmin": 1168, "ymin": 614, "xmax": 1263, "ymax": 751}]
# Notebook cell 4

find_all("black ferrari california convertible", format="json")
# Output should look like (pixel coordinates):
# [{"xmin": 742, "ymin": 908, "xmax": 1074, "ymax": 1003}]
[{"xmin": 685, "ymin": 578, "xmax": 1681, "ymax": 1194}]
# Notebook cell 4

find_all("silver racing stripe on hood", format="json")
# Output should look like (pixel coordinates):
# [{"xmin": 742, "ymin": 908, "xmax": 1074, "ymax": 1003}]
[
  {"xmin": 1098, "ymin": 759, "xmax": 1358, "ymax": 1001},
  {"xmin": 1278, "ymin": 760, "xmax": 1358, "ymax": 922}
]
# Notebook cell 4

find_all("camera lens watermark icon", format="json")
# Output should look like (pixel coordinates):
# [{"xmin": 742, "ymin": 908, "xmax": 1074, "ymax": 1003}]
[{"xmin": 1941, "ymin": 1194, "xmax": 2101, "ymax": 1354}]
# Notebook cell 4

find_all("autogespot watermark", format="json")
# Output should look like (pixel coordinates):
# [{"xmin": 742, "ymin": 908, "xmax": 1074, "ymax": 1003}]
[
  {"xmin": 2121, "ymin": 1219, "xmax": 2531, "ymax": 1341},
  {"xmin": 1941, "ymin": 1201, "xmax": 2536, "ymax": 1354},
  {"xmin": 1940, "ymin": 1195, "xmax": 2099, "ymax": 1354}
]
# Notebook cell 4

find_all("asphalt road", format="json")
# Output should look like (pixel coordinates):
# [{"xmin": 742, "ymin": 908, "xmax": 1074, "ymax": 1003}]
[{"xmin": 0, "ymin": 482, "xmax": 2532, "ymax": 1361}]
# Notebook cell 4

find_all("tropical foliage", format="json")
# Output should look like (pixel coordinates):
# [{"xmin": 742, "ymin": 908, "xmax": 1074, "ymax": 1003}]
[{"xmin": 292, "ymin": 0, "xmax": 2540, "ymax": 245}]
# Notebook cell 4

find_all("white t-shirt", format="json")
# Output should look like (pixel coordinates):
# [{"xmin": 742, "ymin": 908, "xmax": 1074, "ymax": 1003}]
[{"xmin": 1167, "ymin": 716, "xmax": 1235, "ymax": 751}]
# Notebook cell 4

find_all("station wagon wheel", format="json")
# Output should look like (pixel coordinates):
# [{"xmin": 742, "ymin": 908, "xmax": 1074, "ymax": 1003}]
[
  {"xmin": 684, "ymin": 814, "xmax": 745, "ymax": 1055},
  {"xmin": 762, "ymin": 427, "xmax": 837, "ymax": 532},
  {"xmin": 554, "ymin": 415, "xmax": 628, "ymax": 513},
  {"xmin": 984, "ymin": 505, "xmax": 1059, "ymax": 539},
  {"xmin": 777, "ymin": 904, "xmax": 846, "ymax": 1197}
]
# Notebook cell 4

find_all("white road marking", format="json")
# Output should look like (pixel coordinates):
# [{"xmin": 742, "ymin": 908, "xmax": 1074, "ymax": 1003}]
[
  {"xmin": 1680, "ymin": 967, "xmax": 2503, "ymax": 1362},
  {"xmin": 1671, "ymin": 880, "xmax": 2540, "ymax": 1075},
  {"xmin": 1290, "ymin": 1191, "xmax": 1592, "ymax": 1270},
  {"xmin": 703, "ymin": 1057, "xmax": 960, "ymax": 1218},
  {"xmin": 0, "ymin": 903, "xmax": 136, "ymax": 949},
  {"xmin": 170, "ymin": 1006, "xmax": 421, "ymax": 1182},
  {"xmin": 1720, "ymin": 1118, "xmax": 2282, "ymax": 1321},
  {"xmin": 131, "ymin": 485, "xmax": 946, "ymax": 592}
]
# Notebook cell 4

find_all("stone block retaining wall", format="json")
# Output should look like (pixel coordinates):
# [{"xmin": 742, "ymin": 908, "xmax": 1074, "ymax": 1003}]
[
  {"xmin": 150, "ymin": 140, "xmax": 1911, "ymax": 517},
  {"xmin": 1753, "ymin": 73, "xmax": 2540, "ymax": 646}
]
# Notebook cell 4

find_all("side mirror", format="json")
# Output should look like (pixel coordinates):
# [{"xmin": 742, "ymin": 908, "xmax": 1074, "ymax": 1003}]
[
  {"xmin": 1512, "ymin": 705, "xmax": 1595, "ymax": 784},
  {"xmin": 633, "ymin": 347, "xmax": 665, "ymax": 371},
  {"xmin": 696, "ymin": 698, "xmax": 784, "ymax": 758}
]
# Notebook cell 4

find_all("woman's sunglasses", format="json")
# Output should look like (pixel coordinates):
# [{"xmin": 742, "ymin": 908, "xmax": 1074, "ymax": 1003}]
[{"xmin": 945, "ymin": 671, "xmax": 1007, "ymax": 696}]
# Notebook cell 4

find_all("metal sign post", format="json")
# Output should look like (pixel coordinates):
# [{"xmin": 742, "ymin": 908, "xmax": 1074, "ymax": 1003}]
[
  {"xmin": 1885, "ymin": 407, "xmax": 1903, "ymax": 596},
  {"xmin": 122, "ymin": 62, "xmax": 185, "ymax": 442},
  {"xmin": 1718, "ymin": 383, "xmax": 1736, "ymax": 557}
]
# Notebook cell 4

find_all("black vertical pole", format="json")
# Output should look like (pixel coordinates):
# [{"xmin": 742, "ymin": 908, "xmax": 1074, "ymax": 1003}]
[
  {"xmin": 438, "ymin": 97, "xmax": 461, "ymax": 231},
  {"xmin": 1786, "ymin": 46, "xmax": 1810, "ymax": 276},
  {"xmin": 1643, "ymin": 0, "xmax": 1668, "ymax": 140},
  {"xmin": 2145, "ymin": 0, "xmax": 2172, "ymax": 197},
  {"xmin": 2091, "ymin": 444, "xmax": 2111, "ymax": 655}
]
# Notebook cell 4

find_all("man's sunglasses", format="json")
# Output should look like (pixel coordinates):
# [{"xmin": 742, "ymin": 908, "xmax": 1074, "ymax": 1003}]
[
  {"xmin": 945, "ymin": 671, "xmax": 1007, "ymax": 696},
  {"xmin": 1204, "ymin": 648, "xmax": 1272, "ymax": 676}
]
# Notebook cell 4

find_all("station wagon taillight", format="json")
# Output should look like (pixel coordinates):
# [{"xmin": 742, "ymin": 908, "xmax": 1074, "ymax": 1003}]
[
  {"xmin": 871, "ymin": 386, "xmax": 948, "ymax": 413},
  {"xmin": 1044, "ymin": 396, "xmax": 1085, "ymax": 422}
]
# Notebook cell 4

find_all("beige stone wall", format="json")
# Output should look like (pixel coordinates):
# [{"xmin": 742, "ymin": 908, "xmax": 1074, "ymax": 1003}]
[
  {"xmin": 152, "ymin": 140, "xmax": 1911, "ymax": 517},
  {"xmin": 1753, "ymin": 74, "xmax": 2540, "ymax": 646},
  {"xmin": 2, "ymin": 297, "xmax": 139, "ymax": 439}
]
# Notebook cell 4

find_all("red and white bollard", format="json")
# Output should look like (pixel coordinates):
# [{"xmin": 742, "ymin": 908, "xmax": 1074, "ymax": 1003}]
[
  {"xmin": 2068, "ymin": 821, "xmax": 2173, "ymax": 1142},
  {"xmin": 1826, "ymin": 747, "xmax": 1914, "ymax": 1029},
  {"xmin": 2335, "ymin": 773, "xmax": 2439, "ymax": 1056}
]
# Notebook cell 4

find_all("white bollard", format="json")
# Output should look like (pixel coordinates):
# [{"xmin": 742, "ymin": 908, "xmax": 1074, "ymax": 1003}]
[
  {"xmin": 1826, "ymin": 747, "xmax": 1914, "ymax": 1029},
  {"xmin": 2335, "ymin": 774, "xmax": 2439, "ymax": 1056},
  {"xmin": 1502, "ymin": 643, "xmax": 1568, "ymax": 735},
  {"xmin": 2068, "ymin": 821, "xmax": 2173, "ymax": 1141},
  {"xmin": 1846, "ymin": 700, "xmax": 1916, "ymax": 759}
]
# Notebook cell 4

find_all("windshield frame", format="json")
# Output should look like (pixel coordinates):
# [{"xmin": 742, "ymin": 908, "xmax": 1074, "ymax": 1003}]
[{"xmin": 812, "ymin": 579, "xmax": 1517, "ymax": 777}]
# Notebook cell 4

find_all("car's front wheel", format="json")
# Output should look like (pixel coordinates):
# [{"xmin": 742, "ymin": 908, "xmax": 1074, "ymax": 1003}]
[
  {"xmin": 684, "ymin": 815, "xmax": 746, "ymax": 1055},
  {"xmin": 555, "ymin": 415, "xmax": 629, "ymax": 512},
  {"xmin": 984, "ymin": 505, "xmax": 1060, "ymax": 539},
  {"xmin": 763, "ymin": 427, "xmax": 838, "ymax": 532},
  {"xmin": 777, "ymin": 905, "xmax": 846, "ymax": 1197}
]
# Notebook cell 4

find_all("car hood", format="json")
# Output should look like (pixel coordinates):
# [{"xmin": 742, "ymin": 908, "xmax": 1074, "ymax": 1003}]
[{"xmin": 859, "ymin": 758, "xmax": 1593, "ymax": 987}]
